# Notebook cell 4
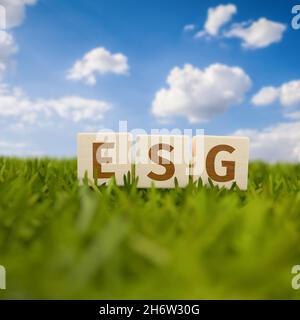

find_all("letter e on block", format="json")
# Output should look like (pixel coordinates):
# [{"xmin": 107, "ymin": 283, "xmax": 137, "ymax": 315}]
[
  {"xmin": 77, "ymin": 132, "xmax": 132, "ymax": 186},
  {"xmin": 192, "ymin": 135, "xmax": 249, "ymax": 190},
  {"xmin": 135, "ymin": 135, "xmax": 190, "ymax": 188}
]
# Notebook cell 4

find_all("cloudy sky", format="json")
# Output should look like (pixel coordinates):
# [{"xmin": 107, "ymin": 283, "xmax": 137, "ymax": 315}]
[{"xmin": 0, "ymin": 0, "xmax": 300, "ymax": 161}]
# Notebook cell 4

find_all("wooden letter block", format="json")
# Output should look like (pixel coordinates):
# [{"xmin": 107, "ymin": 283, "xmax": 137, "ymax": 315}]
[
  {"xmin": 77, "ymin": 132, "xmax": 132, "ymax": 186},
  {"xmin": 135, "ymin": 135, "xmax": 190, "ymax": 188},
  {"xmin": 192, "ymin": 135, "xmax": 249, "ymax": 190}
]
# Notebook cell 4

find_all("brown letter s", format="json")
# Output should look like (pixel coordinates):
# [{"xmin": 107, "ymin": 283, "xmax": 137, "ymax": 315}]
[{"xmin": 147, "ymin": 143, "xmax": 175, "ymax": 181}]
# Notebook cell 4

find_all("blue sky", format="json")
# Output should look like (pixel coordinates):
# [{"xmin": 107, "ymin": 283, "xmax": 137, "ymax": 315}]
[{"xmin": 0, "ymin": 0, "xmax": 300, "ymax": 161}]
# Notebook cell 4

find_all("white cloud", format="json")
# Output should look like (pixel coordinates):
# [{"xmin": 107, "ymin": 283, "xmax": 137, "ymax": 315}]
[
  {"xmin": 0, "ymin": 139, "xmax": 27, "ymax": 149},
  {"xmin": 0, "ymin": 4, "xmax": 6, "ymax": 30},
  {"xmin": 0, "ymin": 1, "xmax": 109, "ymax": 126},
  {"xmin": 285, "ymin": 111, "xmax": 300, "ymax": 120},
  {"xmin": 235, "ymin": 121, "xmax": 300, "ymax": 162},
  {"xmin": 0, "ymin": 0, "xmax": 37, "ymax": 29},
  {"xmin": 194, "ymin": 30, "xmax": 207, "ymax": 39},
  {"xmin": 0, "ymin": 30, "xmax": 18, "ymax": 81},
  {"xmin": 67, "ymin": 47, "xmax": 129, "ymax": 85},
  {"xmin": 252, "ymin": 80, "xmax": 300, "ymax": 110},
  {"xmin": 0, "ymin": 139, "xmax": 27, "ymax": 153},
  {"xmin": 280, "ymin": 81, "xmax": 300, "ymax": 108},
  {"xmin": 0, "ymin": 0, "xmax": 36, "ymax": 79},
  {"xmin": 183, "ymin": 24, "xmax": 195, "ymax": 32},
  {"xmin": 204, "ymin": 3, "xmax": 237, "ymax": 36},
  {"xmin": 37, "ymin": 96, "xmax": 111, "ymax": 122},
  {"xmin": 251, "ymin": 86, "xmax": 279, "ymax": 106},
  {"xmin": 226, "ymin": 18, "xmax": 286, "ymax": 49},
  {"xmin": 195, "ymin": 3, "xmax": 237, "ymax": 38},
  {"xmin": 151, "ymin": 63, "xmax": 251, "ymax": 123},
  {"xmin": 0, "ymin": 139, "xmax": 43, "ymax": 156},
  {"xmin": 0, "ymin": 85, "xmax": 111, "ymax": 125},
  {"xmin": 0, "ymin": 30, "xmax": 17, "ymax": 79}
]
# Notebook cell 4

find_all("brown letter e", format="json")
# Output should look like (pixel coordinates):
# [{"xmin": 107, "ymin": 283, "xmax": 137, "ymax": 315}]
[{"xmin": 93, "ymin": 142, "xmax": 115, "ymax": 179}]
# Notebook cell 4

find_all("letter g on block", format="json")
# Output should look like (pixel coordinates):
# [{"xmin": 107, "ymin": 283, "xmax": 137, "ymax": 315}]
[{"xmin": 206, "ymin": 144, "xmax": 236, "ymax": 182}]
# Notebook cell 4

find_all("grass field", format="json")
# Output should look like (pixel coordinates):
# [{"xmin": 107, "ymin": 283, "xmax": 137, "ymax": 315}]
[{"xmin": 0, "ymin": 157, "xmax": 300, "ymax": 299}]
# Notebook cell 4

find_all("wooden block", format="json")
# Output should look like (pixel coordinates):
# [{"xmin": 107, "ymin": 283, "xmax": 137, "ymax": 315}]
[
  {"xmin": 77, "ymin": 132, "xmax": 132, "ymax": 186},
  {"xmin": 192, "ymin": 135, "xmax": 249, "ymax": 190},
  {"xmin": 135, "ymin": 135, "xmax": 190, "ymax": 188}
]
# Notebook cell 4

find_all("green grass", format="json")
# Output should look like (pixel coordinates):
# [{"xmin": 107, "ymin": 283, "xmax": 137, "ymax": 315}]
[{"xmin": 1, "ymin": 157, "xmax": 300, "ymax": 299}]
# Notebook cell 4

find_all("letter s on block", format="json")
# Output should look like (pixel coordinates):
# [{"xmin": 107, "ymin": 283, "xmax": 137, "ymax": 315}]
[
  {"xmin": 147, "ymin": 143, "xmax": 175, "ymax": 181},
  {"xmin": 93, "ymin": 142, "xmax": 115, "ymax": 179},
  {"xmin": 206, "ymin": 145, "xmax": 235, "ymax": 182}
]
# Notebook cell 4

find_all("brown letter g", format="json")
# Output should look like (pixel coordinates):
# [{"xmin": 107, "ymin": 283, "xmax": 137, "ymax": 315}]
[{"xmin": 206, "ymin": 145, "xmax": 235, "ymax": 182}]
